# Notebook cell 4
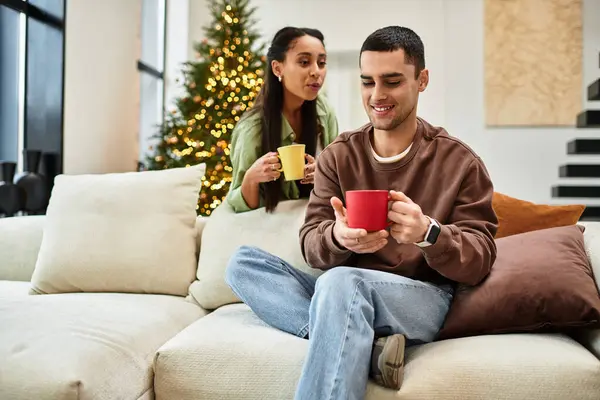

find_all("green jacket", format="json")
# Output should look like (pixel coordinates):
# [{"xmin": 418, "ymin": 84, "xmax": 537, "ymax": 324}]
[{"xmin": 226, "ymin": 95, "xmax": 339, "ymax": 213}]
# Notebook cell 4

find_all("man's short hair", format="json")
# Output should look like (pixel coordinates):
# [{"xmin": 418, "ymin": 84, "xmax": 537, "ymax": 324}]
[{"xmin": 360, "ymin": 26, "xmax": 425, "ymax": 78}]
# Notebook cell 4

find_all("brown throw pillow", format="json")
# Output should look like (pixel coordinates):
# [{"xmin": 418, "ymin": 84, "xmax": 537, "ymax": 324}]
[
  {"xmin": 492, "ymin": 192, "xmax": 585, "ymax": 238},
  {"xmin": 437, "ymin": 224, "xmax": 600, "ymax": 340}
]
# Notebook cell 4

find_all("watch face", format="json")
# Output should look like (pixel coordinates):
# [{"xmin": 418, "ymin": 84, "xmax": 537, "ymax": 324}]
[{"xmin": 427, "ymin": 223, "xmax": 441, "ymax": 244}]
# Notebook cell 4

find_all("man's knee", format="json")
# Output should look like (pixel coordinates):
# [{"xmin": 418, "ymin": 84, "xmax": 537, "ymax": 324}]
[{"xmin": 315, "ymin": 267, "xmax": 365, "ymax": 296}]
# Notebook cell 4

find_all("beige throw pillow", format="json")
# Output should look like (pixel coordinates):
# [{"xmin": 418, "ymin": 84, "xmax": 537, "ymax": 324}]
[
  {"xmin": 30, "ymin": 164, "xmax": 206, "ymax": 296},
  {"xmin": 189, "ymin": 199, "xmax": 322, "ymax": 310}
]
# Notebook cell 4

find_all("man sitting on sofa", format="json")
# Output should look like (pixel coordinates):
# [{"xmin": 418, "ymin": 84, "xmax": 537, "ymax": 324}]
[{"xmin": 225, "ymin": 25, "xmax": 498, "ymax": 399}]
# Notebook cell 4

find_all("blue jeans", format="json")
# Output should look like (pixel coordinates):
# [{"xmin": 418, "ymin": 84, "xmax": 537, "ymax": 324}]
[{"xmin": 225, "ymin": 245, "xmax": 454, "ymax": 400}]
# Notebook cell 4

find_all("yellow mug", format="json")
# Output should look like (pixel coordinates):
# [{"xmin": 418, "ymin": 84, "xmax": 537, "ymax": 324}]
[{"xmin": 277, "ymin": 144, "xmax": 306, "ymax": 181}]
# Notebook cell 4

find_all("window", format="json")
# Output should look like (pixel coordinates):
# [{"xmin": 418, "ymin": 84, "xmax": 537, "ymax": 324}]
[
  {"xmin": 0, "ymin": 0, "xmax": 65, "ymax": 178},
  {"xmin": 0, "ymin": 4, "xmax": 23, "ymax": 165},
  {"xmin": 137, "ymin": 0, "xmax": 166, "ymax": 170}
]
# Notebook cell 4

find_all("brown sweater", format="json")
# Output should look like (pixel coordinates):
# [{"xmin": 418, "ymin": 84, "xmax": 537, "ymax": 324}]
[{"xmin": 299, "ymin": 118, "xmax": 498, "ymax": 286}]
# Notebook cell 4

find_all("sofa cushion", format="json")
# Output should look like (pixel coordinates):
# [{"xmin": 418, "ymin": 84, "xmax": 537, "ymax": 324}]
[
  {"xmin": 30, "ymin": 164, "xmax": 205, "ymax": 296},
  {"xmin": 154, "ymin": 304, "xmax": 309, "ymax": 400},
  {"xmin": 0, "ymin": 215, "xmax": 45, "ymax": 282},
  {"xmin": 0, "ymin": 280, "xmax": 31, "ymax": 297},
  {"xmin": 439, "ymin": 225, "xmax": 600, "ymax": 339},
  {"xmin": 492, "ymin": 192, "xmax": 585, "ymax": 238},
  {"xmin": 194, "ymin": 216, "xmax": 209, "ymax": 257},
  {"xmin": 0, "ymin": 292, "xmax": 206, "ymax": 400},
  {"xmin": 189, "ymin": 199, "xmax": 322, "ymax": 310},
  {"xmin": 154, "ymin": 304, "xmax": 600, "ymax": 400}
]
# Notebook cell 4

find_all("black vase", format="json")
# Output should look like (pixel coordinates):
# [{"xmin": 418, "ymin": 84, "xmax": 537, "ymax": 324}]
[
  {"xmin": 14, "ymin": 150, "xmax": 48, "ymax": 215},
  {"xmin": 0, "ymin": 162, "xmax": 25, "ymax": 217},
  {"xmin": 40, "ymin": 152, "xmax": 60, "ymax": 198}
]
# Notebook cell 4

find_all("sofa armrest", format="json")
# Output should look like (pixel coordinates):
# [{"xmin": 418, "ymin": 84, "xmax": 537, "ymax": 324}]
[{"xmin": 0, "ymin": 215, "xmax": 45, "ymax": 282}]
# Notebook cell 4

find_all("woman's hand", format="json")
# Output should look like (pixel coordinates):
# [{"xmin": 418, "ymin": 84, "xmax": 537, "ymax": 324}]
[
  {"xmin": 301, "ymin": 154, "xmax": 316, "ymax": 184},
  {"xmin": 247, "ymin": 152, "xmax": 281, "ymax": 183}
]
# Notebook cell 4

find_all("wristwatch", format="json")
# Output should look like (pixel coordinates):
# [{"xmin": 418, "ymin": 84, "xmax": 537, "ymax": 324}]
[{"xmin": 415, "ymin": 216, "xmax": 441, "ymax": 248}]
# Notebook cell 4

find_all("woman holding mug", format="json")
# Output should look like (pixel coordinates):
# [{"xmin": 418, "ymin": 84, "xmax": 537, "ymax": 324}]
[{"xmin": 227, "ymin": 26, "xmax": 339, "ymax": 213}]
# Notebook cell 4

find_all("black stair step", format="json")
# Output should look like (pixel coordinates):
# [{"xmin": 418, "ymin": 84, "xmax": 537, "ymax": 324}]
[
  {"xmin": 559, "ymin": 164, "xmax": 600, "ymax": 177},
  {"xmin": 552, "ymin": 185, "xmax": 600, "ymax": 198},
  {"xmin": 567, "ymin": 139, "xmax": 600, "ymax": 154},
  {"xmin": 581, "ymin": 206, "xmax": 600, "ymax": 221},
  {"xmin": 589, "ymin": 79, "xmax": 600, "ymax": 101},
  {"xmin": 577, "ymin": 110, "xmax": 600, "ymax": 128}
]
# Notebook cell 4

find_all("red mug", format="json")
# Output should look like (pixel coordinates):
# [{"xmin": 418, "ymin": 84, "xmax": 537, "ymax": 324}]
[{"xmin": 345, "ymin": 190, "xmax": 389, "ymax": 232}]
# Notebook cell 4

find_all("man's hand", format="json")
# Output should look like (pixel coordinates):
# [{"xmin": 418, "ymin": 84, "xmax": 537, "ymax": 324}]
[
  {"xmin": 330, "ymin": 196, "xmax": 388, "ymax": 253},
  {"xmin": 388, "ymin": 190, "xmax": 430, "ymax": 244},
  {"xmin": 300, "ymin": 154, "xmax": 316, "ymax": 184}
]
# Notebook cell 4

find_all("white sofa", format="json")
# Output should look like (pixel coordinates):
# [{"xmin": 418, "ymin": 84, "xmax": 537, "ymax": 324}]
[{"xmin": 1, "ymin": 199, "xmax": 600, "ymax": 400}]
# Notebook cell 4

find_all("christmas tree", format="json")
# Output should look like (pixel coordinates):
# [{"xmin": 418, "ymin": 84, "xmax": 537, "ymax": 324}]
[{"xmin": 146, "ymin": 0, "xmax": 266, "ymax": 216}]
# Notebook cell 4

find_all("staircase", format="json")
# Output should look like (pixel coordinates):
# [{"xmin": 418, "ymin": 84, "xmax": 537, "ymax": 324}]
[{"xmin": 552, "ymin": 54, "xmax": 600, "ymax": 221}]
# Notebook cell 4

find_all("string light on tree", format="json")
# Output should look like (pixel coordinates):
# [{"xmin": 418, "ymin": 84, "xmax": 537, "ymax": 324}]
[{"xmin": 145, "ymin": 0, "xmax": 266, "ymax": 216}]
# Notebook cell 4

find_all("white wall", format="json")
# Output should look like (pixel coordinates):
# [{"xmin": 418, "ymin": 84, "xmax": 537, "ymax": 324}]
[
  {"xmin": 444, "ymin": 0, "xmax": 600, "ymax": 205},
  {"xmin": 185, "ymin": 0, "xmax": 600, "ymax": 203},
  {"xmin": 187, "ymin": 0, "xmax": 212, "ymax": 61},
  {"xmin": 63, "ymin": 0, "xmax": 142, "ymax": 174}
]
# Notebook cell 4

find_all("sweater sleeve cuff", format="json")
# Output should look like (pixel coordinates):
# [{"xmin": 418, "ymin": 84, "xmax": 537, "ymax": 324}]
[
  {"xmin": 323, "ymin": 222, "xmax": 352, "ymax": 256},
  {"xmin": 226, "ymin": 188, "xmax": 251, "ymax": 213},
  {"xmin": 420, "ymin": 224, "xmax": 453, "ymax": 259}
]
